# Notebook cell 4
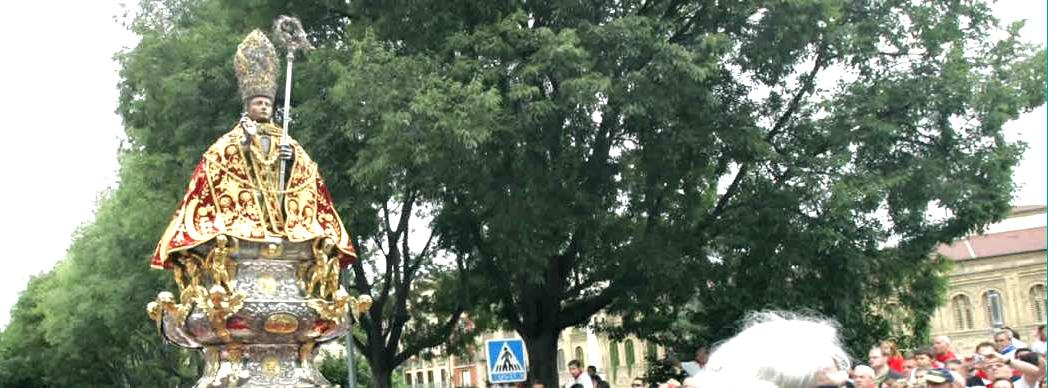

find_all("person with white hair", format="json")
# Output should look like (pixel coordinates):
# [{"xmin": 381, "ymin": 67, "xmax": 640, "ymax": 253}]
[
  {"xmin": 932, "ymin": 335, "xmax": 957, "ymax": 364},
  {"xmin": 685, "ymin": 371, "xmax": 779, "ymax": 388},
  {"xmin": 853, "ymin": 365, "xmax": 876, "ymax": 388},
  {"xmin": 700, "ymin": 311, "xmax": 853, "ymax": 388}
]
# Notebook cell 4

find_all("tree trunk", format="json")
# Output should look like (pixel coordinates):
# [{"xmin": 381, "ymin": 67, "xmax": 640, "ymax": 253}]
[
  {"xmin": 523, "ymin": 329, "xmax": 562, "ymax": 388},
  {"xmin": 371, "ymin": 368, "xmax": 393, "ymax": 388},
  {"xmin": 365, "ymin": 340, "xmax": 394, "ymax": 388}
]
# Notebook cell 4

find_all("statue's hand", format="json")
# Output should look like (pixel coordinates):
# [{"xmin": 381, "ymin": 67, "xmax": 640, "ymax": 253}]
[{"xmin": 279, "ymin": 144, "xmax": 293, "ymax": 161}]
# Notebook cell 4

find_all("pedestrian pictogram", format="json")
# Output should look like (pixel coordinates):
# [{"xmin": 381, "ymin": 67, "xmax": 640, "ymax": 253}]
[{"xmin": 486, "ymin": 338, "xmax": 528, "ymax": 383}]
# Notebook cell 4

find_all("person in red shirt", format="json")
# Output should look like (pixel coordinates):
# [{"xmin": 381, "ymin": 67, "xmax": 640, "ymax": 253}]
[
  {"xmin": 932, "ymin": 336, "xmax": 958, "ymax": 364},
  {"xmin": 880, "ymin": 340, "xmax": 906, "ymax": 373}
]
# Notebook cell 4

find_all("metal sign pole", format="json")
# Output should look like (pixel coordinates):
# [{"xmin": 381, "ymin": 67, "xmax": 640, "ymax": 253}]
[
  {"xmin": 344, "ymin": 266, "xmax": 358, "ymax": 388},
  {"xmin": 347, "ymin": 317, "xmax": 357, "ymax": 388}
]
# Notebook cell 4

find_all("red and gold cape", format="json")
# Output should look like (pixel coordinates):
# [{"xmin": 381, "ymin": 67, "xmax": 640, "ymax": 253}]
[{"xmin": 150, "ymin": 123, "xmax": 356, "ymax": 269}]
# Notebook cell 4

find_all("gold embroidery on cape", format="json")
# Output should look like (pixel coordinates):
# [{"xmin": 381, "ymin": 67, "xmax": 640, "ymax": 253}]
[{"xmin": 152, "ymin": 122, "xmax": 355, "ymax": 268}]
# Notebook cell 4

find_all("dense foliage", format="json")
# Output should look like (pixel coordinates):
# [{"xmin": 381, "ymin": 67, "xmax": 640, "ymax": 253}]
[{"xmin": 0, "ymin": 0, "xmax": 1043, "ymax": 386}]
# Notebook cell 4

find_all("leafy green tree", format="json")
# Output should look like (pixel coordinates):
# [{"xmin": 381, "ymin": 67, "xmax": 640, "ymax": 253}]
[
  {"xmin": 324, "ymin": 0, "xmax": 1045, "ymax": 384},
  {"xmin": 317, "ymin": 349, "xmax": 372, "ymax": 388},
  {"xmin": 0, "ymin": 273, "xmax": 57, "ymax": 388}
]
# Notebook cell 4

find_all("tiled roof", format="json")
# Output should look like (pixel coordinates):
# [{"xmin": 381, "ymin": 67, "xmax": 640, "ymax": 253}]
[{"xmin": 936, "ymin": 226, "xmax": 1047, "ymax": 260}]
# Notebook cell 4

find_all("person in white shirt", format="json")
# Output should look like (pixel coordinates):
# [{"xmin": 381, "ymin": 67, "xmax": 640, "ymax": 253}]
[
  {"xmin": 1010, "ymin": 350, "xmax": 1046, "ymax": 388},
  {"xmin": 1006, "ymin": 327, "xmax": 1030, "ymax": 351},
  {"xmin": 680, "ymin": 347, "xmax": 709, "ymax": 377},
  {"xmin": 1031, "ymin": 325, "xmax": 1047, "ymax": 356},
  {"xmin": 564, "ymin": 360, "xmax": 594, "ymax": 388}
]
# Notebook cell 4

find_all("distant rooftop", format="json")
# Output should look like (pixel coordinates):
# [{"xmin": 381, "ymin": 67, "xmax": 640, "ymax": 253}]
[
  {"xmin": 936, "ymin": 226, "xmax": 1046, "ymax": 260},
  {"xmin": 1010, "ymin": 204, "xmax": 1047, "ymax": 217},
  {"xmin": 934, "ymin": 204, "xmax": 1046, "ymax": 260}
]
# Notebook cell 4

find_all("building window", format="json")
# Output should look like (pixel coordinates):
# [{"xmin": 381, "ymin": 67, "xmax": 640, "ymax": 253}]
[
  {"xmin": 575, "ymin": 346, "xmax": 585, "ymax": 365},
  {"xmin": 417, "ymin": 372, "xmax": 424, "ymax": 387},
  {"xmin": 952, "ymin": 295, "xmax": 974, "ymax": 330},
  {"xmin": 406, "ymin": 373, "xmax": 413, "ymax": 387},
  {"xmin": 983, "ymin": 290, "xmax": 1005, "ymax": 327},
  {"xmin": 461, "ymin": 370, "xmax": 472, "ymax": 386},
  {"xmin": 428, "ymin": 370, "xmax": 435, "ymax": 385},
  {"xmin": 646, "ymin": 342, "xmax": 657, "ymax": 361},
  {"xmin": 441, "ymin": 370, "xmax": 447, "ymax": 387},
  {"xmin": 1030, "ymin": 285, "xmax": 1046, "ymax": 322},
  {"xmin": 625, "ymin": 340, "xmax": 636, "ymax": 366},
  {"xmin": 558, "ymin": 348, "xmax": 565, "ymax": 371},
  {"xmin": 609, "ymin": 341, "xmax": 620, "ymax": 379}
]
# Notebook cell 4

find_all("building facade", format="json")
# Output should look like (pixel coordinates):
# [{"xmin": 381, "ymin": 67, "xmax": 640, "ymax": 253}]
[
  {"xmin": 400, "ymin": 314, "xmax": 663, "ymax": 388},
  {"xmin": 929, "ymin": 205, "xmax": 1047, "ymax": 354}
]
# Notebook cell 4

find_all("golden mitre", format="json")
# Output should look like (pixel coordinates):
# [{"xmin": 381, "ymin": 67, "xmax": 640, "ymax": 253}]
[{"xmin": 233, "ymin": 29, "xmax": 279, "ymax": 102}]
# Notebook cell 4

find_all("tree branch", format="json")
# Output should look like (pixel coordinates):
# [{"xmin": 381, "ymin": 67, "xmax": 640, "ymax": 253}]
[
  {"xmin": 558, "ymin": 285, "xmax": 618, "ymax": 329},
  {"xmin": 414, "ymin": 229, "xmax": 438, "ymax": 265},
  {"xmin": 706, "ymin": 44, "xmax": 830, "ymax": 226},
  {"xmin": 392, "ymin": 306, "xmax": 466, "ymax": 366},
  {"xmin": 394, "ymin": 191, "xmax": 417, "ymax": 243},
  {"xmin": 384, "ymin": 248, "xmax": 416, "ymax": 353},
  {"xmin": 668, "ymin": 5, "xmax": 703, "ymax": 44}
]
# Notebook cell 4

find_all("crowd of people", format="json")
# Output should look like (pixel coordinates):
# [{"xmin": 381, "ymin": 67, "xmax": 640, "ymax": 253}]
[
  {"xmin": 858, "ymin": 327, "xmax": 1047, "ymax": 388},
  {"xmin": 551, "ymin": 312, "xmax": 1046, "ymax": 388}
]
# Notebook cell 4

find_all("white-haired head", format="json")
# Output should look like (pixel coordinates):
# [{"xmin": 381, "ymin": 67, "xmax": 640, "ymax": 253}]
[
  {"xmin": 932, "ymin": 335, "xmax": 952, "ymax": 355},
  {"xmin": 854, "ymin": 365, "xmax": 875, "ymax": 378},
  {"xmin": 704, "ymin": 311, "xmax": 852, "ymax": 388}
]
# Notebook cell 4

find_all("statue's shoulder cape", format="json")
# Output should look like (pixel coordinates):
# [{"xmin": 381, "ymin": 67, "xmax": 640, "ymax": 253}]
[{"xmin": 150, "ymin": 126, "xmax": 356, "ymax": 269}]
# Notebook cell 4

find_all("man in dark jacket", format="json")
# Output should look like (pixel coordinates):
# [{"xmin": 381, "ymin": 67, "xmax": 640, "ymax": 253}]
[{"xmin": 588, "ymin": 366, "xmax": 611, "ymax": 388}]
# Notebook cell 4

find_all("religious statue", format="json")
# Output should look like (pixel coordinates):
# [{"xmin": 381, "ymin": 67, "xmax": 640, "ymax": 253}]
[
  {"xmin": 146, "ymin": 17, "xmax": 372, "ymax": 388},
  {"xmin": 149, "ymin": 28, "xmax": 355, "ymax": 269}
]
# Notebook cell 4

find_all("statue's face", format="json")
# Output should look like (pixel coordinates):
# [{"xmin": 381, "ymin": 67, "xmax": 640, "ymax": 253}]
[{"xmin": 246, "ymin": 96, "xmax": 273, "ymax": 122}]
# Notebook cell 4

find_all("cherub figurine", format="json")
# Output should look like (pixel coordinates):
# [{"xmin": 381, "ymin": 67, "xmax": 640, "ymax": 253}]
[
  {"xmin": 147, "ymin": 291, "xmax": 192, "ymax": 330},
  {"xmin": 321, "ymin": 239, "xmax": 340, "ymax": 300},
  {"xmin": 206, "ymin": 235, "xmax": 235, "ymax": 292},
  {"xmin": 307, "ymin": 288, "xmax": 351, "ymax": 325},
  {"xmin": 204, "ymin": 285, "xmax": 245, "ymax": 341},
  {"xmin": 306, "ymin": 238, "xmax": 337, "ymax": 299},
  {"xmin": 179, "ymin": 255, "xmax": 208, "ymax": 306}
]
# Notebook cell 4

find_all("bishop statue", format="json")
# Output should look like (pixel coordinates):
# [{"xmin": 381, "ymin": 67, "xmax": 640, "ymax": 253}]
[{"xmin": 150, "ymin": 29, "xmax": 356, "ymax": 269}]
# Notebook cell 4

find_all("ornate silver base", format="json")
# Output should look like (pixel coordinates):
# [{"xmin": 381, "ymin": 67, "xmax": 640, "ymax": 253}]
[
  {"xmin": 195, "ymin": 344, "xmax": 335, "ymax": 388},
  {"xmin": 149, "ymin": 237, "xmax": 368, "ymax": 388}
]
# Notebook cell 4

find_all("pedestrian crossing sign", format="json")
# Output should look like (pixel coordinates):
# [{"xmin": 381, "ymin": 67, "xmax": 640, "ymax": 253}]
[{"xmin": 486, "ymin": 338, "xmax": 528, "ymax": 383}]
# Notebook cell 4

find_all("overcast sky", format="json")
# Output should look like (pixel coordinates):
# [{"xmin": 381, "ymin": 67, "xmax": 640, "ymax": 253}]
[{"xmin": 0, "ymin": 2, "xmax": 1043, "ymax": 328}]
